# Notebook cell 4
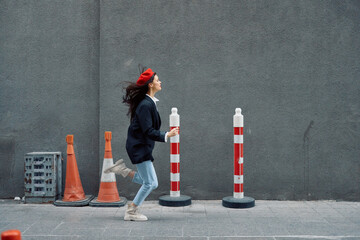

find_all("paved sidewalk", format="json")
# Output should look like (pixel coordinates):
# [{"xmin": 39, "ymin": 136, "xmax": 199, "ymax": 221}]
[{"xmin": 0, "ymin": 200, "xmax": 359, "ymax": 240}]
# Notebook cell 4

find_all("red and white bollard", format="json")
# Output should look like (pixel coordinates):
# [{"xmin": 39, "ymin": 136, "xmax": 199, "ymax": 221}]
[
  {"xmin": 233, "ymin": 108, "xmax": 244, "ymax": 199},
  {"xmin": 159, "ymin": 108, "xmax": 191, "ymax": 207},
  {"xmin": 170, "ymin": 108, "xmax": 180, "ymax": 197},
  {"xmin": 223, "ymin": 108, "xmax": 255, "ymax": 208}
]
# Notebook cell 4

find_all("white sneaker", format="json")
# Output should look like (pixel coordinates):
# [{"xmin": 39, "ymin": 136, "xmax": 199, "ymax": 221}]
[
  {"xmin": 104, "ymin": 159, "xmax": 132, "ymax": 178},
  {"xmin": 124, "ymin": 204, "xmax": 148, "ymax": 221}
]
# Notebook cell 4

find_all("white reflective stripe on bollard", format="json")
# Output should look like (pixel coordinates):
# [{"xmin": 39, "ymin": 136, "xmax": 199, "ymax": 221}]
[
  {"xmin": 170, "ymin": 154, "xmax": 180, "ymax": 163},
  {"xmin": 170, "ymin": 135, "xmax": 180, "ymax": 143},
  {"xmin": 233, "ymin": 192, "xmax": 244, "ymax": 199},
  {"xmin": 234, "ymin": 175, "xmax": 244, "ymax": 184},
  {"xmin": 170, "ymin": 173, "xmax": 180, "ymax": 181},
  {"xmin": 170, "ymin": 191, "xmax": 180, "ymax": 197},
  {"xmin": 234, "ymin": 135, "xmax": 243, "ymax": 144}
]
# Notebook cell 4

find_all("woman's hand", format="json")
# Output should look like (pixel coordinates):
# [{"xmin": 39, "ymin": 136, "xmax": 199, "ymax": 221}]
[{"xmin": 168, "ymin": 127, "xmax": 179, "ymax": 138}]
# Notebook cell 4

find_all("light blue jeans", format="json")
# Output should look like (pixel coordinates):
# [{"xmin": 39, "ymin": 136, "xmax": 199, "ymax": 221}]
[{"xmin": 132, "ymin": 160, "xmax": 158, "ymax": 206}]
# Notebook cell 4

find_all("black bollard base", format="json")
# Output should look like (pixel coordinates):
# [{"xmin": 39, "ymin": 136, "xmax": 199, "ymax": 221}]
[
  {"xmin": 159, "ymin": 195, "xmax": 191, "ymax": 207},
  {"xmin": 222, "ymin": 196, "xmax": 255, "ymax": 208}
]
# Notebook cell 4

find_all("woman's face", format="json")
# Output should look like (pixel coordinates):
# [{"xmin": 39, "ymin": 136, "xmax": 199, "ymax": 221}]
[{"xmin": 149, "ymin": 74, "xmax": 161, "ymax": 93}]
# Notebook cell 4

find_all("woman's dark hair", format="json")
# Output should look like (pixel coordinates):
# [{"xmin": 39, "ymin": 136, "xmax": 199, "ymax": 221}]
[{"xmin": 122, "ymin": 65, "xmax": 155, "ymax": 120}]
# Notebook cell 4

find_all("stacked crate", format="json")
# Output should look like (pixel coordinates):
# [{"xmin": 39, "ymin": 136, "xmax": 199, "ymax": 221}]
[{"xmin": 24, "ymin": 152, "xmax": 62, "ymax": 203}]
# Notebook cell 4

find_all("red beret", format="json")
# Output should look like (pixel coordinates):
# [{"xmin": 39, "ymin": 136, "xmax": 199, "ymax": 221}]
[{"xmin": 136, "ymin": 68, "xmax": 155, "ymax": 86}]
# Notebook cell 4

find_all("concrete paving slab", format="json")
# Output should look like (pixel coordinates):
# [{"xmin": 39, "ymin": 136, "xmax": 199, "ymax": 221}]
[{"xmin": 0, "ymin": 200, "xmax": 359, "ymax": 240}]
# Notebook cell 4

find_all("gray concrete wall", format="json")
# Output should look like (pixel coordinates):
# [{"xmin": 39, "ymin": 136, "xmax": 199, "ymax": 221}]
[
  {"xmin": 1, "ymin": 0, "xmax": 359, "ymax": 201},
  {"xmin": 0, "ymin": 0, "xmax": 100, "ymax": 197}
]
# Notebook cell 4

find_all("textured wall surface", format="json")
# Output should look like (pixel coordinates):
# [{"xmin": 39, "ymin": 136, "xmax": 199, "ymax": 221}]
[
  {"xmin": 1, "ymin": 0, "xmax": 359, "ymax": 200},
  {"xmin": 0, "ymin": 0, "xmax": 100, "ymax": 197}
]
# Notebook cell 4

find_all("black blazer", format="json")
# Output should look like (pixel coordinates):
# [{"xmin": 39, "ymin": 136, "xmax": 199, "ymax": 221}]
[{"xmin": 126, "ymin": 95, "xmax": 166, "ymax": 164}]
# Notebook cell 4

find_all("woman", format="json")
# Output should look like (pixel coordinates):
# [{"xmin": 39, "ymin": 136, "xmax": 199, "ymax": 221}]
[{"xmin": 105, "ymin": 66, "xmax": 179, "ymax": 221}]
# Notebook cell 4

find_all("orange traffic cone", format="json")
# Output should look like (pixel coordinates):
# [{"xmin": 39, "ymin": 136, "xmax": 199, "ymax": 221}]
[
  {"xmin": 54, "ymin": 135, "xmax": 93, "ymax": 206},
  {"xmin": 63, "ymin": 135, "xmax": 86, "ymax": 202},
  {"xmin": 1, "ymin": 230, "xmax": 21, "ymax": 240},
  {"xmin": 90, "ymin": 131, "xmax": 127, "ymax": 207}
]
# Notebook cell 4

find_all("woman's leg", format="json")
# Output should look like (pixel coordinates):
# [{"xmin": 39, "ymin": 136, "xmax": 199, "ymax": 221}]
[
  {"xmin": 132, "ymin": 160, "xmax": 158, "ymax": 206},
  {"xmin": 131, "ymin": 171, "xmax": 143, "ymax": 185}
]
